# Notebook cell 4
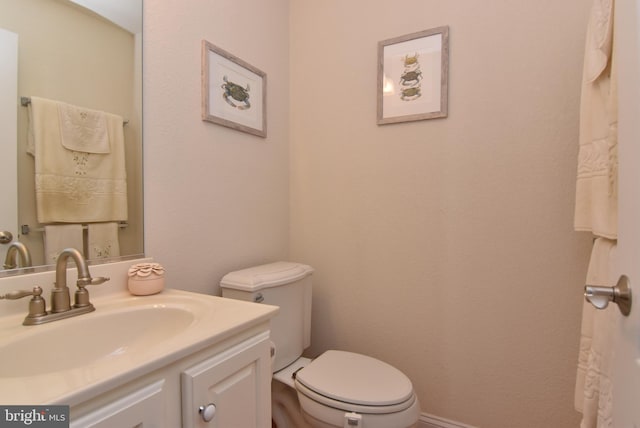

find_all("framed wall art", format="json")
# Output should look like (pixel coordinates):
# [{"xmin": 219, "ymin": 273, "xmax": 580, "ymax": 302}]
[
  {"xmin": 377, "ymin": 26, "xmax": 449, "ymax": 125},
  {"xmin": 202, "ymin": 40, "xmax": 267, "ymax": 137}
]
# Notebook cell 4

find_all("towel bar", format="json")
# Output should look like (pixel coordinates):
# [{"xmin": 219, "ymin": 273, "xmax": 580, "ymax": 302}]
[
  {"xmin": 20, "ymin": 97, "xmax": 129, "ymax": 125},
  {"xmin": 21, "ymin": 223, "xmax": 128, "ymax": 236}
]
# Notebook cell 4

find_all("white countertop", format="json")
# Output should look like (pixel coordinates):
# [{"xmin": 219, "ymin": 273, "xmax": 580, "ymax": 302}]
[{"xmin": 0, "ymin": 258, "xmax": 278, "ymax": 405}]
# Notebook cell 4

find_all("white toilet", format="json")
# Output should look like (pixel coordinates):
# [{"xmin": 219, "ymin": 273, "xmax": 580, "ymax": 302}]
[{"xmin": 220, "ymin": 262, "xmax": 420, "ymax": 428}]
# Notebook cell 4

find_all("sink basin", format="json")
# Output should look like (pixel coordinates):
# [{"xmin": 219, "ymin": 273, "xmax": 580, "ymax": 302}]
[
  {"xmin": 0, "ymin": 286, "xmax": 278, "ymax": 406},
  {"xmin": 0, "ymin": 257, "xmax": 280, "ymax": 407},
  {"xmin": 0, "ymin": 304, "xmax": 195, "ymax": 377}
]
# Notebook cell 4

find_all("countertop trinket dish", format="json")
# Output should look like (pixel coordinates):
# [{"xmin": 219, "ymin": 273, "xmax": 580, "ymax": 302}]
[{"xmin": 127, "ymin": 262, "xmax": 165, "ymax": 295}]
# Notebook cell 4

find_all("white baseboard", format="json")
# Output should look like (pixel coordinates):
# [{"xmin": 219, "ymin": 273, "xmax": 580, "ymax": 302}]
[{"xmin": 418, "ymin": 412, "xmax": 477, "ymax": 428}]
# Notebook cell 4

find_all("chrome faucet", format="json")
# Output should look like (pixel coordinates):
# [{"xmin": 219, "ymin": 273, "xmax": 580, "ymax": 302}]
[
  {"xmin": 0, "ymin": 247, "xmax": 110, "ymax": 325},
  {"xmin": 3, "ymin": 241, "xmax": 32, "ymax": 270}
]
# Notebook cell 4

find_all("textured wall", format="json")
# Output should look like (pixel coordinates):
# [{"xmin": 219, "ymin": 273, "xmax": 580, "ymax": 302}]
[
  {"xmin": 288, "ymin": 1, "xmax": 593, "ymax": 426},
  {"xmin": 144, "ymin": 0, "xmax": 595, "ymax": 425},
  {"xmin": 144, "ymin": 0, "xmax": 290, "ymax": 295}
]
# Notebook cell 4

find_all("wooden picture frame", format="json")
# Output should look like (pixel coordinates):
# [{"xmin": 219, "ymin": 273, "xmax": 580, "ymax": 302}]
[
  {"xmin": 202, "ymin": 40, "xmax": 267, "ymax": 137},
  {"xmin": 377, "ymin": 26, "xmax": 449, "ymax": 125}
]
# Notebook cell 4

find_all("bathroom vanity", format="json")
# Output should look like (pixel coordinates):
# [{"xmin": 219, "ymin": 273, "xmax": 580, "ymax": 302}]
[
  {"xmin": 71, "ymin": 322, "xmax": 273, "ymax": 427},
  {"xmin": 0, "ymin": 259, "xmax": 278, "ymax": 427}
]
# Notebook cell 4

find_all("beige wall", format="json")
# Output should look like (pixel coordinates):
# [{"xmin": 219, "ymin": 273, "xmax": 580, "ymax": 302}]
[
  {"xmin": 289, "ymin": 1, "xmax": 593, "ymax": 427},
  {"xmin": 143, "ymin": 0, "xmax": 290, "ymax": 295},
  {"xmin": 144, "ymin": 0, "xmax": 595, "ymax": 426},
  {"xmin": 1, "ymin": 0, "xmax": 143, "ymax": 265}
]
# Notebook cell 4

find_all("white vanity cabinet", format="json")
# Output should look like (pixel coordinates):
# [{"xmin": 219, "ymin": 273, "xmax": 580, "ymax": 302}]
[
  {"xmin": 69, "ymin": 329, "xmax": 273, "ymax": 428},
  {"xmin": 69, "ymin": 380, "xmax": 167, "ymax": 428},
  {"xmin": 0, "ymin": 264, "xmax": 279, "ymax": 427},
  {"xmin": 182, "ymin": 331, "xmax": 272, "ymax": 427}
]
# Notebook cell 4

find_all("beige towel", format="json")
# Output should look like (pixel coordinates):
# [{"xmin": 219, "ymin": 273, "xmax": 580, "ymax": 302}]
[
  {"xmin": 574, "ymin": 0, "xmax": 618, "ymax": 240},
  {"xmin": 57, "ymin": 101, "xmax": 111, "ymax": 154},
  {"xmin": 27, "ymin": 96, "xmax": 128, "ymax": 223},
  {"xmin": 574, "ymin": 2, "xmax": 618, "ymax": 426},
  {"xmin": 43, "ymin": 224, "xmax": 84, "ymax": 265},
  {"xmin": 87, "ymin": 222, "xmax": 120, "ymax": 260},
  {"xmin": 575, "ymin": 238, "xmax": 616, "ymax": 428}
]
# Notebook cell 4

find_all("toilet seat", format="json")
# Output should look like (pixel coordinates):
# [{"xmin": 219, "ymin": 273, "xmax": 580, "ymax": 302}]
[{"xmin": 294, "ymin": 350, "xmax": 416, "ymax": 414}]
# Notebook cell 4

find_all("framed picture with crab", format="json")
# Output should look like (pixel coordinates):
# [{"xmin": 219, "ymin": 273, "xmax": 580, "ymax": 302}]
[
  {"xmin": 377, "ymin": 26, "xmax": 449, "ymax": 125},
  {"xmin": 202, "ymin": 40, "xmax": 267, "ymax": 137}
]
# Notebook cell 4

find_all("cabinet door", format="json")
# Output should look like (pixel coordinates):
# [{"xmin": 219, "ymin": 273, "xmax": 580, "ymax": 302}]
[
  {"xmin": 182, "ymin": 332, "xmax": 271, "ymax": 428},
  {"xmin": 70, "ymin": 380, "xmax": 166, "ymax": 428}
]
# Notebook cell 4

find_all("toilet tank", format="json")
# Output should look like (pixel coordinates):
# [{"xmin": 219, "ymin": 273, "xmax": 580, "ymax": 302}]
[{"xmin": 220, "ymin": 262, "xmax": 313, "ymax": 372}]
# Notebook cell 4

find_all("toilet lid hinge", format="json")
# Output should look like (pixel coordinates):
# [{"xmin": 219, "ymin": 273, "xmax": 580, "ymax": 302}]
[{"xmin": 291, "ymin": 366, "xmax": 305, "ymax": 380}]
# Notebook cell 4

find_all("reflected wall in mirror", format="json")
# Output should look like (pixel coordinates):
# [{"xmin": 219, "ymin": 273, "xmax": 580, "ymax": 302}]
[{"xmin": 0, "ymin": 0, "xmax": 143, "ymax": 275}]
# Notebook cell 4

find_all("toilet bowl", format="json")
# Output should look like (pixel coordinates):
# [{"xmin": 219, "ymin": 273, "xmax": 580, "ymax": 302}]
[
  {"xmin": 220, "ymin": 262, "xmax": 420, "ymax": 428},
  {"xmin": 294, "ymin": 350, "xmax": 419, "ymax": 428}
]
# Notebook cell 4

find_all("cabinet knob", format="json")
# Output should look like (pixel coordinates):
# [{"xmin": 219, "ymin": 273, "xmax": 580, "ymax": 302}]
[{"xmin": 199, "ymin": 403, "xmax": 216, "ymax": 422}]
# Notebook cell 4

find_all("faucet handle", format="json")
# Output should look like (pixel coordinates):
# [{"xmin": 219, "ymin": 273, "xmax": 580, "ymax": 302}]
[
  {"xmin": 90, "ymin": 276, "xmax": 110, "ymax": 286},
  {"xmin": 76, "ymin": 276, "xmax": 110, "ymax": 288},
  {"xmin": 74, "ymin": 277, "xmax": 110, "ymax": 308},
  {"xmin": 0, "ymin": 286, "xmax": 47, "ymax": 319},
  {"xmin": 0, "ymin": 287, "xmax": 38, "ymax": 300}
]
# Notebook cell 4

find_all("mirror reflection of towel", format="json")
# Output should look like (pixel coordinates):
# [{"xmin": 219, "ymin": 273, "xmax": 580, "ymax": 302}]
[
  {"xmin": 57, "ymin": 101, "xmax": 111, "ymax": 154},
  {"xmin": 88, "ymin": 222, "xmax": 120, "ymax": 260},
  {"xmin": 44, "ymin": 225, "xmax": 83, "ymax": 264},
  {"xmin": 27, "ymin": 96, "xmax": 128, "ymax": 223}
]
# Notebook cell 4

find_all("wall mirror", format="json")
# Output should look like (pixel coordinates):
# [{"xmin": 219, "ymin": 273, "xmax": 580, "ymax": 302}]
[{"xmin": 0, "ymin": 0, "xmax": 143, "ymax": 276}]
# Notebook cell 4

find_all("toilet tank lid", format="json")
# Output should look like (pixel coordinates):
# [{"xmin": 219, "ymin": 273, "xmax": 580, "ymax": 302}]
[{"xmin": 220, "ymin": 262, "xmax": 314, "ymax": 291}]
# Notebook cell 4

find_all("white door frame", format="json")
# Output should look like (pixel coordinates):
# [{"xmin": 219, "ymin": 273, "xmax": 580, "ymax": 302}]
[{"xmin": 0, "ymin": 28, "xmax": 19, "ymax": 266}]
